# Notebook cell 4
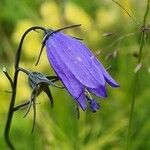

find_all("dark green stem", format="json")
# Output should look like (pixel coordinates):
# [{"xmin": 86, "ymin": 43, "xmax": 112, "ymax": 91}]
[
  {"xmin": 126, "ymin": 0, "xmax": 149, "ymax": 149},
  {"xmin": 4, "ymin": 26, "xmax": 46, "ymax": 150}
]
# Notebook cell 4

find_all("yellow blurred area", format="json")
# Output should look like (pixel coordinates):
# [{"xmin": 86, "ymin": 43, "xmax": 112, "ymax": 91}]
[
  {"xmin": 12, "ymin": 20, "xmax": 42, "ymax": 59},
  {"xmin": 16, "ymin": 72, "xmax": 30, "ymax": 103},
  {"xmin": 96, "ymin": 8, "xmax": 118, "ymax": 29},
  {"xmin": 12, "ymin": 19, "xmax": 50, "ymax": 72},
  {"xmin": 19, "ymin": 50, "xmax": 52, "ymax": 73},
  {"xmin": 40, "ymin": 1, "xmax": 60, "ymax": 28},
  {"xmin": 0, "ymin": 70, "xmax": 29, "ymax": 113},
  {"xmin": 65, "ymin": 3, "xmax": 92, "ymax": 31},
  {"xmin": 87, "ymin": 28, "xmax": 101, "ymax": 45},
  {"xmin": 0, "ymin": 72, "xmax": 10, "ymax": 113},
  {"xmin": 12, "ymin": 20, "xmax": 34, "ymax": 44}
]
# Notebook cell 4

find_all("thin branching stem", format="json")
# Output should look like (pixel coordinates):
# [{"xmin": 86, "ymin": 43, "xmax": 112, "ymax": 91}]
[
  {"xmin": 3, "ymin": 68, "xmax": 14, "ymax": 90},
  {"xmin": 13, "ymin": 100, "xmax": 30, "ymax": 111},
  {"xmin": 17, "ymin": 67, "xmax": 30, "ymax": 75},
  {"xmin": 126, "ymin": 0, "xmax": 149, "ymax": 149},
  {"xmin": 4, "ymin": 26, "xmax": 46, "ymax": 150},
  {"xmin": 112, "ymin": 0, "xmax": 142, "ymax": 28},
  {"xmin": 143, "ymin": 0, "xmax": 150, "ymax": 26}
]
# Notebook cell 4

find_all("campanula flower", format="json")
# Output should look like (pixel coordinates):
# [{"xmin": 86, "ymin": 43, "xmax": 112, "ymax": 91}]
[{"xmin": 45, "ymin": 26, "xmax": 119, "ymax": 111}]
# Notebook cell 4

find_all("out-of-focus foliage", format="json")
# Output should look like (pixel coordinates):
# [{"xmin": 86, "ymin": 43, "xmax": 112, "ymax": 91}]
[{"xmin": 0, "ymin": 0, "xmax": 150, "ymax": 149}]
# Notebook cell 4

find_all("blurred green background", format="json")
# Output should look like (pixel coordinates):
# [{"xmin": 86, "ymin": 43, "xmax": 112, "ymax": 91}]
[{"xmin": 0, "ymin": 0, "xmax": 150, "ymax": 149}]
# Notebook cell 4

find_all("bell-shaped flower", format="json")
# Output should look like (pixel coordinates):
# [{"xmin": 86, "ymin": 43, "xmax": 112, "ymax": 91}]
[{"xmin": 45, "ymin": 28, "xmax": 119, "ymax": 111}]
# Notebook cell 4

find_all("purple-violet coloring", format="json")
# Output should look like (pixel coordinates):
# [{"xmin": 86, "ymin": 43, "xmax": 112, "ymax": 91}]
[{"xmin": 45, "ymin": 27, "xmax": 119, "ymax": 112}]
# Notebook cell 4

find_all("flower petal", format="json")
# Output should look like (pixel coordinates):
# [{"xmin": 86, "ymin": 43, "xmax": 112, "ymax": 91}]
[
  {"xmin": 88, "ymin": 86, "xmax": 107, "ymax": 98},
  {"xmin": 76, "ymin": 92, "xmax": 87, "ymax": 111},
  {"xmin": 54, "ymin": 32, "xmax": 119, "ymax": 87},
  {"xmin": 46, "ymin": 32, "xmax": 105, "ymax": 88},
  {"xmin": 46, "ymin": 42, "xmax": 86, "ymax": 110},
  {"xmin": 99, "ymin": 66, "xmax": 119, "ymax": 87},
  {"xmin": 93, "ymin": 58, "xmax": 119, "ymax": 87}
]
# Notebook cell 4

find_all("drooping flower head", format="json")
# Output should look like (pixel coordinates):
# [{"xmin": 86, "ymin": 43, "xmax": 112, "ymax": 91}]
[{"xmin": 41, "ymin": 25, "xmax": 119, "ymax": 112}]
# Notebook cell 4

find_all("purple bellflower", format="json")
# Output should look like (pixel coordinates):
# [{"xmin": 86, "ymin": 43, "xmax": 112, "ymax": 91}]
[{"xmin": 43, "ymin": 26, "xmax": 119, "ymax": 111}]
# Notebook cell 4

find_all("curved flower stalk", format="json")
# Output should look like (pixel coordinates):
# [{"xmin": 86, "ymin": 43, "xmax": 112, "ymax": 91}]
[
  {"xmin": 4, "ymin": 26, "xmax": 47, "ymax": 150},
  {"xmin": 44, "ymin": 28, "xmax": 119, "ymax": 111}
]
